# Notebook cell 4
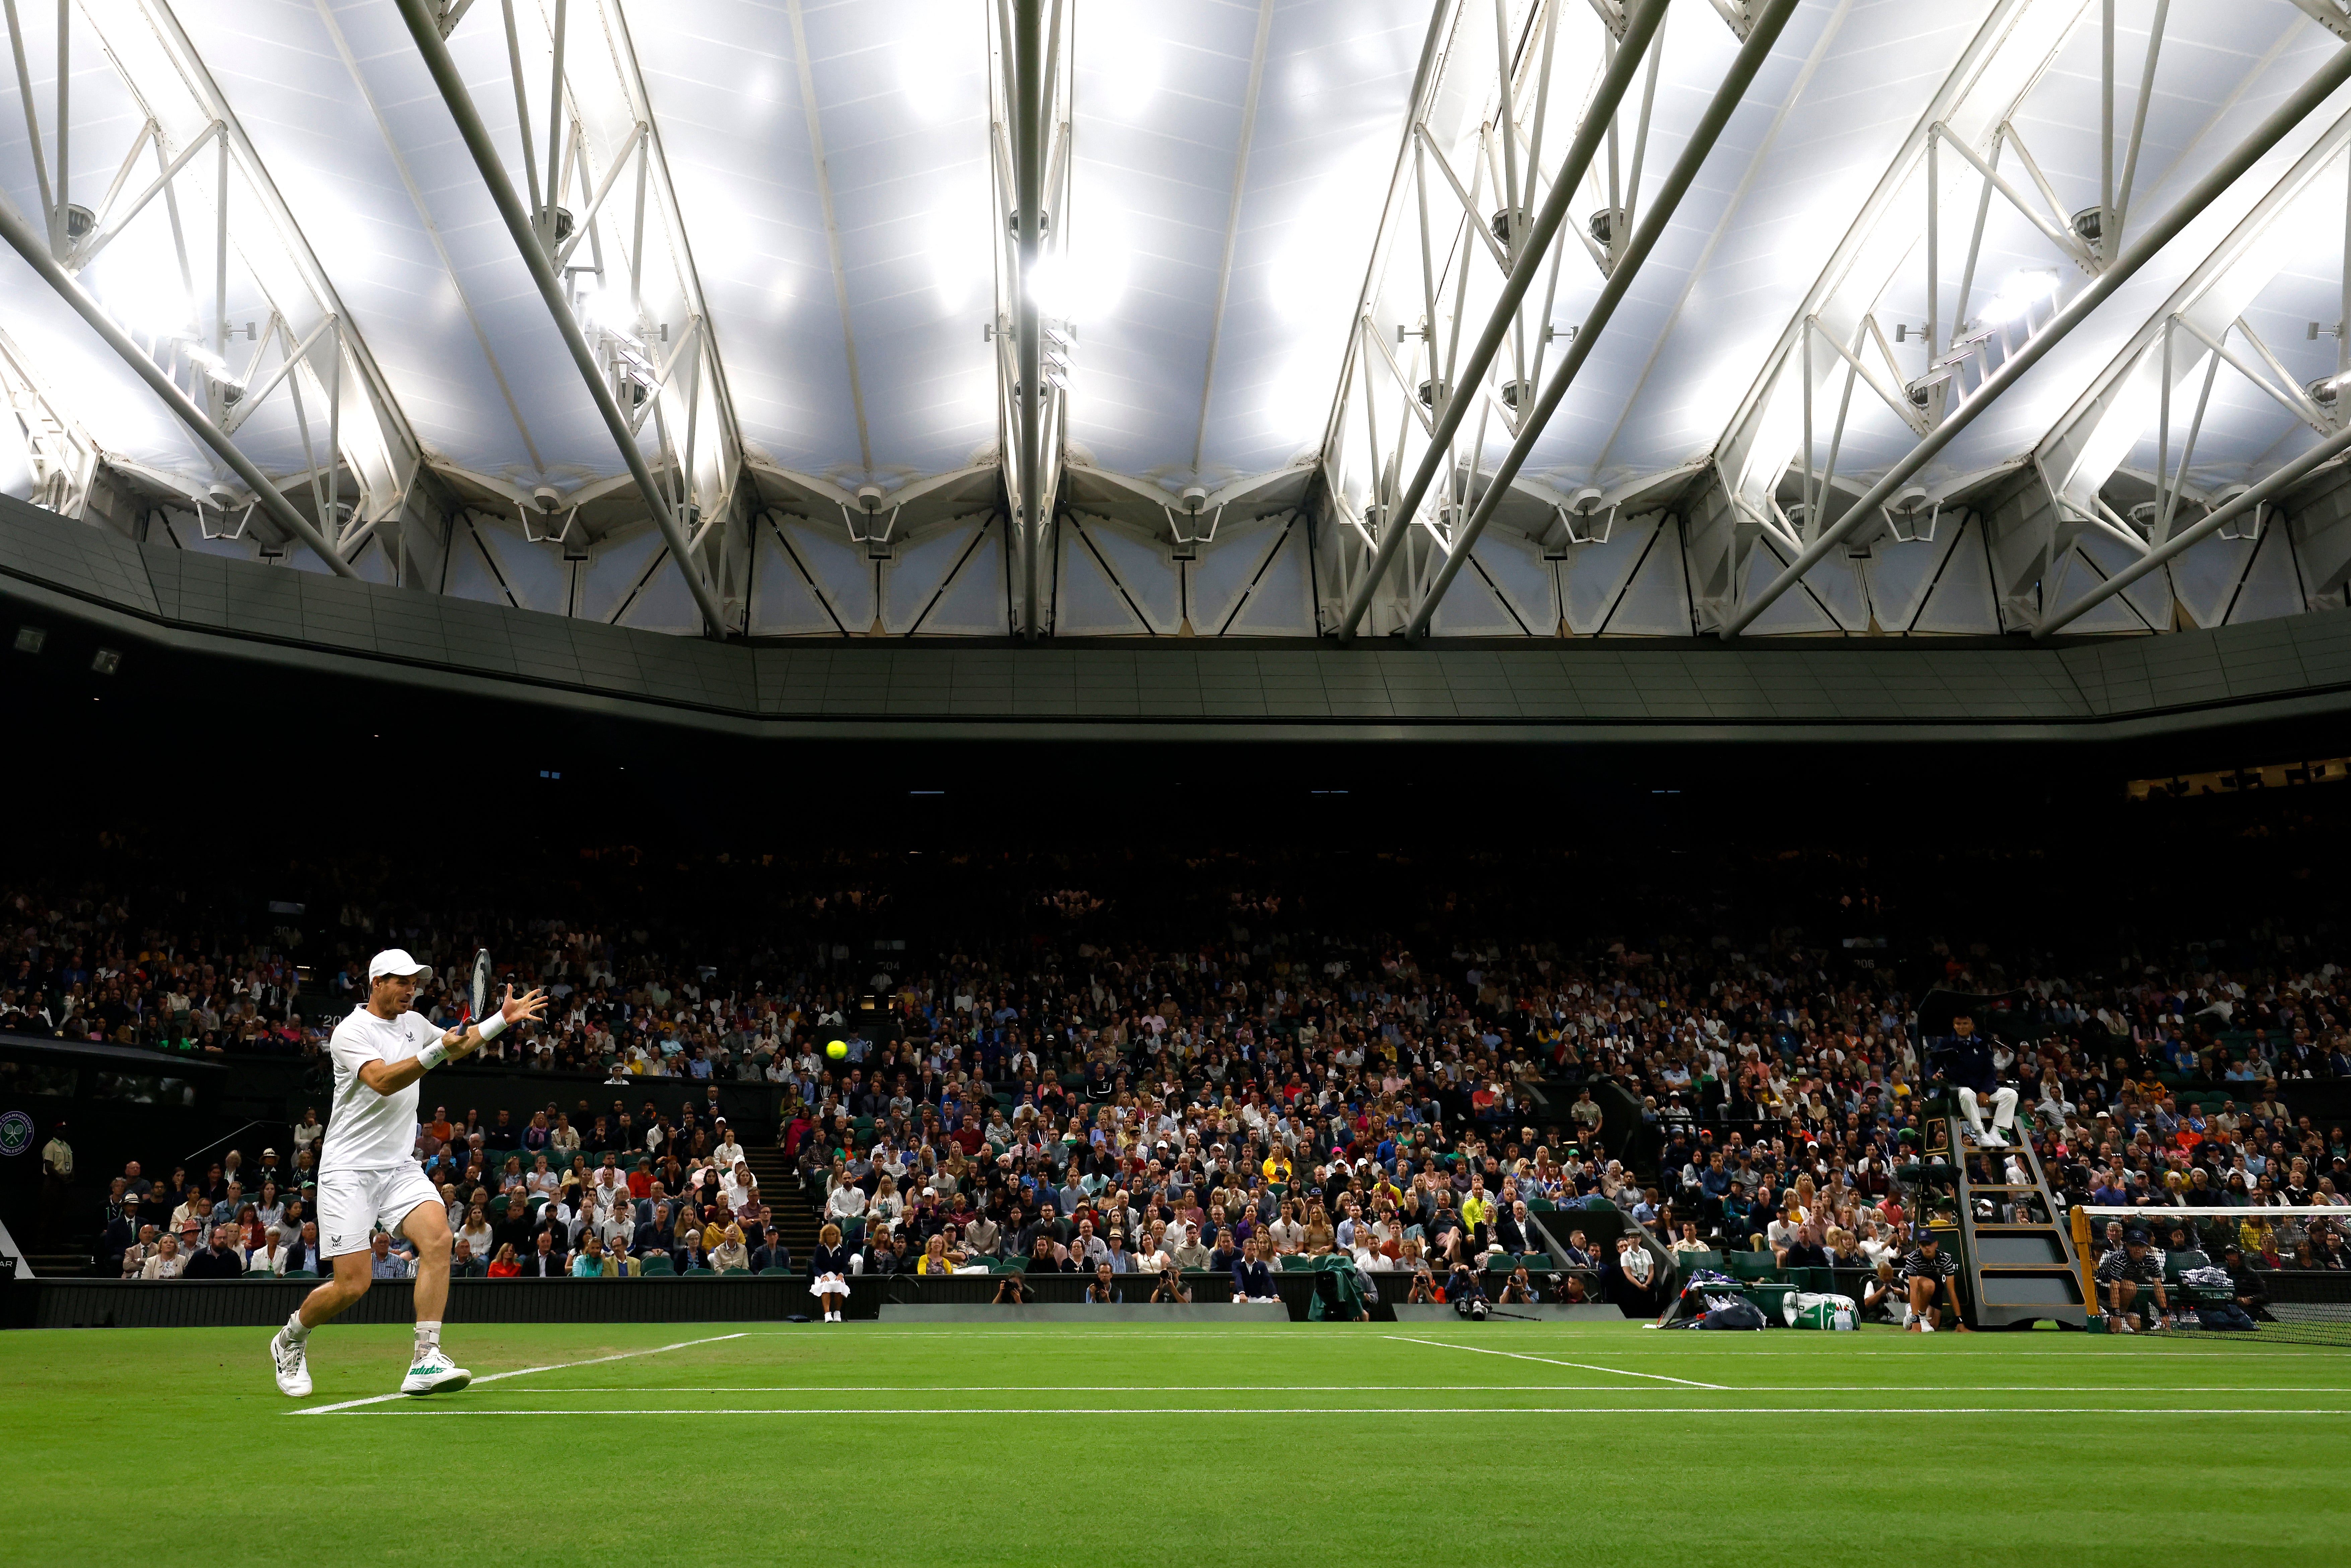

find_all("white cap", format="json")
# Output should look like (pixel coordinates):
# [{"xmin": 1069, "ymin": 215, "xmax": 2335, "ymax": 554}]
[{"xmin": 367, "ymin": 948, "xmax": 435, "ymax": 982}]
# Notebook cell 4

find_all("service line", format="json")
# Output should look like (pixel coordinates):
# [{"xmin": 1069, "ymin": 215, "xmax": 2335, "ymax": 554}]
[{"xmin": 1386, "ymin": 1334, "xmax": 1729, "ymax": 1387}]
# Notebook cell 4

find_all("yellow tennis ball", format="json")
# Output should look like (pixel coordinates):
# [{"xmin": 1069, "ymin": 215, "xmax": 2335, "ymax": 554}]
[{"xmin": 827, "ymin": 1039, "xmax": 848, "ymax": 1060}]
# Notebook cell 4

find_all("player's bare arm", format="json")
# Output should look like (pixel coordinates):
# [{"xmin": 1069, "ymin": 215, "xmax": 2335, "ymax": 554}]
[{"xmin": 354, "ymin": 984, "xmax": 549, "ymax": 1096}]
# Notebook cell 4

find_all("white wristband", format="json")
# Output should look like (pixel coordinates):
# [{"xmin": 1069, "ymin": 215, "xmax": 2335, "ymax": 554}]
[
  {"xmin": 417, "ymin": 1042, "xmax": 450, "ymax": 1071},
  {"xmin": 477, "ymin": 1011, "xmax": 508, "ymax": 1042}
]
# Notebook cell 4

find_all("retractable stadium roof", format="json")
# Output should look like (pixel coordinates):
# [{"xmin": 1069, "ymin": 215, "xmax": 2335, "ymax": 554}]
[{"xmin": 6, "ymin": 0, "xmax": 2351, "ymax": 646}]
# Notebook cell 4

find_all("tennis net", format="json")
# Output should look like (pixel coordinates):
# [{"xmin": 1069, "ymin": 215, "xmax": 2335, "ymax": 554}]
[{"xmin": 2074, "ymin": 1205, "xmax": 2350, "ymax": 1347}]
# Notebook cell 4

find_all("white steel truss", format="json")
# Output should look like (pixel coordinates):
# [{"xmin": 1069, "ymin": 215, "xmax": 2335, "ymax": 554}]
[{"xmin": 0, "ymin": 0, "xmax": 429, "ymax": 571}]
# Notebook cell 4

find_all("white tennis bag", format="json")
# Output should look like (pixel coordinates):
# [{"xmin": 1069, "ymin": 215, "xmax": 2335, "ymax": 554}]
[{"xmin": 1784, "ymin": 1291, "xmax": 1858, "ymax": 1330}]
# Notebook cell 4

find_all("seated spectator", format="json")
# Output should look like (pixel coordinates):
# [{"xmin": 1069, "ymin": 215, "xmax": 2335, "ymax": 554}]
[
  {"xmin": 140, "ymin": 1234, "xmax": 187, "ymax": 1279},
  {"xmin": 247, "ymin": 1226, "xmax": 290, "ymax": 1276},
  {"xmin": 118, "ymin": 1223, "xmax": 160, "ymax": 1279},
  {"xmin": 456, "ymin": 1203, "xmax": 493, "ymax": 1263},
  {"xmin": 368, "ymin": 1233, "xmax": 415, "ymax": 1281},
  {"xmin": 520, "ymin": 1230, "xmax": 567, "ymax": 1278},
  {"xmin": 186, "ymin": 1223, "xmax": 245, "ymax": 1279},
  {"xmin": 751, "ymin": 1233, "xmax": 793, "ymax": 1273},
  {"xmin": 1101, "ymin": 1230, "xmax": 1135, "ymax": 1273},
  {"xmin": 1781, "ymin": 1223, "xmax": 1832, "ymax": 1271},
  {"xmin": 1231, "ymin": 1236, "xmax": 1276, "ymax": 1300},
  {"xmin": 450, "ymin": 1237, "xmax": 487, "ymax": 1278},
  {"xmin": 1826, "ymin": 1227, "xmax": 1867, "ymax": 1269},
  {"xmin": 486, "ymin": 1242, "xmax": 522, "ymax": 1279},
  {"xmin": 711, "ymin": 1224, "xmax": 751, "ymax": 1272}
]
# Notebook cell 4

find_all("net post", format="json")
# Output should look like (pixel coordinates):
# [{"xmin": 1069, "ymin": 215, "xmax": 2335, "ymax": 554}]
[{"xmin": 2071, "ymin": 1204, "xmax": 2099, "ymax": 1325}]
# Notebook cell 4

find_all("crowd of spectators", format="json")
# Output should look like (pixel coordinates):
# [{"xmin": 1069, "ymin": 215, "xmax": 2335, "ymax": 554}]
[{"xmin": 11, "ymin": 828, "xmax": 2351, "ymax": 1316}]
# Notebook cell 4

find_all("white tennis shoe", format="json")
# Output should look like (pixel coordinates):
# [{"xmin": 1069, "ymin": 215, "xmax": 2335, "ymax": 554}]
[
  {"xmin": 269, "ymin": 1330, "xmax": 312, "ymax": 1398},
  {"xmin": 399, "ymin": 1353, "xmax": 472, "ymax": 1396}
]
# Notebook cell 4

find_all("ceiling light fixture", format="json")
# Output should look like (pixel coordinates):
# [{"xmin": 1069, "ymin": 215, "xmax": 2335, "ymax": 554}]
[{"xmin": 1982, "ymin": 268, "xmax": 2060, "ymax": 326}]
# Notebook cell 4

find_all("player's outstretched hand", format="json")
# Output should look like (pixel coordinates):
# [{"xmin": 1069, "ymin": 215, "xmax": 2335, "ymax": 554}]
[{"xmin": 500, "ymin": 985, "xmax": 550, "ymax": 1027}]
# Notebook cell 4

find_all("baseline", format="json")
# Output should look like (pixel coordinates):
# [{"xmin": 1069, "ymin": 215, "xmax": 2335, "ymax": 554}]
[{"xmin": 287, "ymin": 1332, "xmax": 751, "ymax": 1416}]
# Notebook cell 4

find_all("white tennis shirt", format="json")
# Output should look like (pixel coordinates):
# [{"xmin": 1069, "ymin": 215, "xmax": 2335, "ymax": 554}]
[{"xmin": 321, "ymin": 1005, "xmax": 443, "ymax": 1174}]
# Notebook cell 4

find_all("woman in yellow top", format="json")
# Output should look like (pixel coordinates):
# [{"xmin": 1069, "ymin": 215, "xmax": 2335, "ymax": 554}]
[
  {"xmin": 1263, "ymin": 1151, "xmax": 1293, "ymax": 1192},
  {"xmin": 916, "ymin": 1232, "xmax": 960, "ymax": 1274}
]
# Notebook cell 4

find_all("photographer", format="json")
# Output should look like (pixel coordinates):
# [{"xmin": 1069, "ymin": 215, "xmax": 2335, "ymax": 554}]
[
  {"xmin": 1498, "ymin": 1264, "xmax": 1540, "ymax": 1305},
  {"xmin": 1446, "ymin": 1258, "xmax": 1490, "ymax": 1319},
  {"xmin": 1149, "ymin": 1262, "xmax": 1192, "ymax": 1304}
]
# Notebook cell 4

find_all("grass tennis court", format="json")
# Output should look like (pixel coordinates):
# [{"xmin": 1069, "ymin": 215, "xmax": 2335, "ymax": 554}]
[{"xmin": 4, "ymin": 1321, "xmax": 2345, "ymax": 1565}]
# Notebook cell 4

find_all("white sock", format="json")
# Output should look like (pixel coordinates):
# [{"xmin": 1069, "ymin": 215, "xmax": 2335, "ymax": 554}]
[
  {"xmin": 414, "ymin": 1319, "xmax": 441, "ymax": 1358},
  {"xmin": 282, "ymin": 1311, "xmax": 311, "ymax": 1345}
]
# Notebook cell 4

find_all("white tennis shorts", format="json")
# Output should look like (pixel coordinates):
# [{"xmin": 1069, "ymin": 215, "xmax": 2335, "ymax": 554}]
[{"xmin": 317, "ymin": 1164, "xmax": 443, "ymax": 1259}]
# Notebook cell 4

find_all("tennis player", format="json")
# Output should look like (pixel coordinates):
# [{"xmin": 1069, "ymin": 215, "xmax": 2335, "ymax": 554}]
[{"xmin": 269, "ymin": 948, "xmax": 546, "ymax": 1397}]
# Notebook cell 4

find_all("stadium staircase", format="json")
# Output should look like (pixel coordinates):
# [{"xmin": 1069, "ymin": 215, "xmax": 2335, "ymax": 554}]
[
  {"xmin": 22, "ymin": 1249, "xmax": 92, "ymax": 1277},
  {"xmin": 746, "ymin": 1146, "xmax": 818, "ymax": 1266},
  {"xmin": 1915, "ymin": 1101, "xmax": 2087, "ymax": 1329}
]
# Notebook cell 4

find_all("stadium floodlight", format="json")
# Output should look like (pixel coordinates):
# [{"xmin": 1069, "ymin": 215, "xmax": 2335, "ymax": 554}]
[
  {"xmin": 1981, "ymin": 268, "xmax": 2060, "ymax": 326},
  {"xmin": 12, "ymin": 626, "xmax": 44, "ymax": 654}
]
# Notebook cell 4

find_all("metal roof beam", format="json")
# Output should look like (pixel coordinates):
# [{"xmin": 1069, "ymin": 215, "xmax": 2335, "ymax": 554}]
[
  {"xmin": 1722, "ymin": 37, "xmax": 2351, "ymax": 637},
  {"xmin": 393, "ymin": 0, "xmax": 728, "ymax": 636},
  {"xmin": 1333, "ymin": 0, "xmax": 1668, "ymax": 643},
  {"xmin": 1406, "ymin": 0, "xmax": 1801, "ymax": 640}
]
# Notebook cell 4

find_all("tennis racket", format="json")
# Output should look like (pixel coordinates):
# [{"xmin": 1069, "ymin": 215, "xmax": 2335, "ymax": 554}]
[{"xmin": 469, "ymin": 948, "xmax": 494, "ymax": 1026}]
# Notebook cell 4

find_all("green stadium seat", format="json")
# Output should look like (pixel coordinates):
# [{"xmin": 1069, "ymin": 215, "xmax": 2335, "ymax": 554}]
[
  {"xmin": 1520, "ymin": 1253, "xmax": 1554, "ymax": 1271},
  {"xmin": 640, "ymin": 1256, "xmax": 676, "ymax": 1276},
  {"xmin": 757, "ymin": 1267, "xmax": 793, "ymax": 1277},
  {"xmin": 244, "ymin": 1268, "xmax": 276, "ymax": 1278},
  {"xmin": 1528, "ymin": 1198, "xmax": 1555, "ymax": 1212},
  {"xmin": 683, "ymin": 1267, "xmax": 716, "ymax": 1277},
  {"xmin": 2163, "ymin": 1249, "xmax": 2208, "ymax": 1284},
  {"xmin": 720, "ymin": 1267, "xmax": 750, "ymax": 1276},
  {"xmin": 1730, "ymin": 1252, "xmax": 1780, "ymax": 1282},
  {"xmin": 281, "ymin": 1270, "xmax": 318, "ymax": 1280}
]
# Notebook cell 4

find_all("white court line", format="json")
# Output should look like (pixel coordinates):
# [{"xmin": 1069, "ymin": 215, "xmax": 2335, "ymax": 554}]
[
  {"xmin": 316, "ymin": 1406, "xmax": 2351, "ymax": 1417},
  {"xmin": 287, "ymin": 1332, "xmax": 750, "ymax": 1416},
  {"xmin": 730, "ymin": 1332, "xmax": 2336, "ymax": 1355},
  {"xmin": 470, "ymin": 1383, "xmax": 2351, "ymax": 1394},
  {"xmin": 1387, "ymin": 1335, "xmax": 1729, "ymax": 1388}
]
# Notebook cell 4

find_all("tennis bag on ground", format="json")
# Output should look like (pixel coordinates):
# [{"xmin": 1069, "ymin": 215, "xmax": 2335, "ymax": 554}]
[
  {"xmin": 1695, "ymin": 1293, "xmax": 1768, "ymax": 1330},
  {"xmin": 2192, "ymin": 1302, "xmax": 2258, "ymax": 1332},
  {"xmin": 1783, "ymin": 1291, "xmax": 1858, "ymax": 1330}
]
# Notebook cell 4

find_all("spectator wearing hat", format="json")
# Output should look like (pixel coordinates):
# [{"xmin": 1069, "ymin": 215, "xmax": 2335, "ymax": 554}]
[
  {"xmin": 2217, "ymin": 1245, "xmax": 2272, "ymax": 1320},
  {"xmin": 100, "ymin": 1196, "xmax": 145, "ymax": 1275}
]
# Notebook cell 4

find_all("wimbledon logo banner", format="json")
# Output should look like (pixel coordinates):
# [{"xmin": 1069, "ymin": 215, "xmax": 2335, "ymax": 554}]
[{"xmin": 0, "ymin": 1110, "xmax": 32, "ymax": 1158}]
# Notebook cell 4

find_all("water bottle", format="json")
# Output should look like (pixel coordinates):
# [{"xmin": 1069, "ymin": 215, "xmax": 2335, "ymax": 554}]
[{"xmin": 1832, "ymin": 1304, "xmax": 1855, "ymax": 1331}]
